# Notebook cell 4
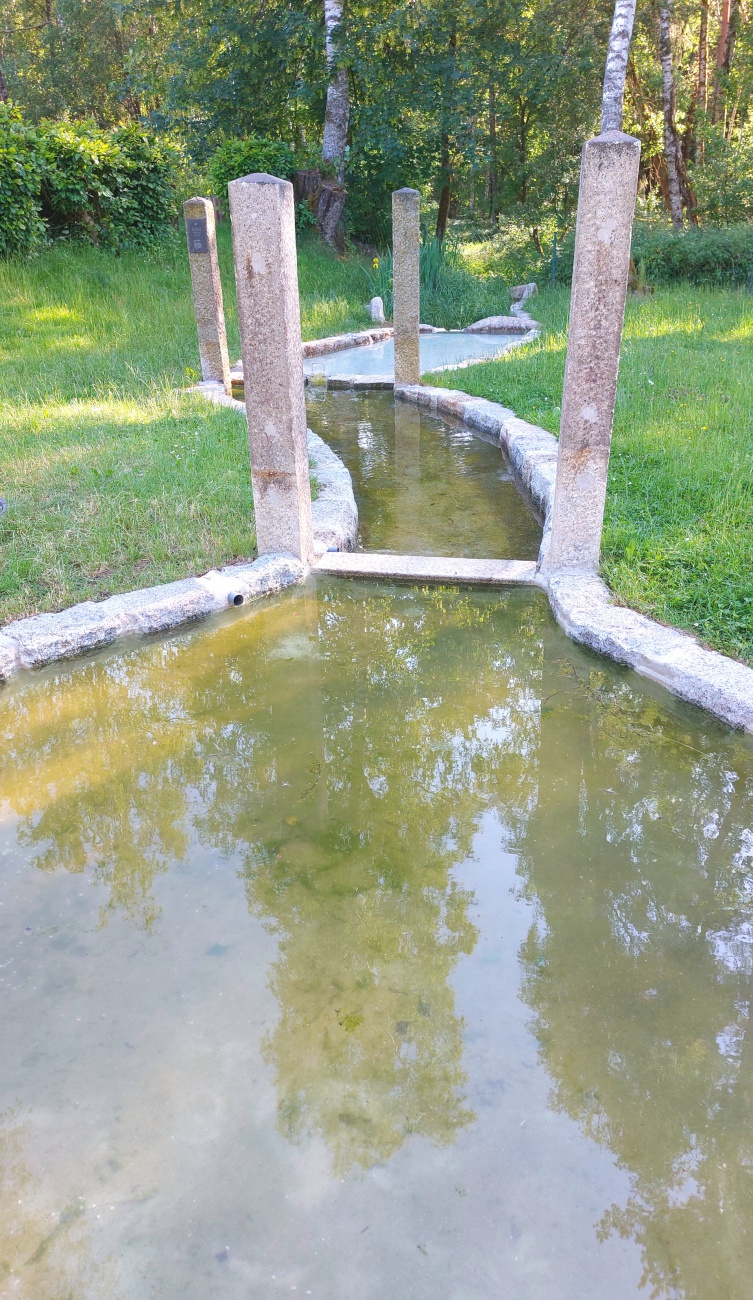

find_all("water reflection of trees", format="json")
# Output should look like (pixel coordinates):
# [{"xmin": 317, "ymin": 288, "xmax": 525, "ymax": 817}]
[
  {"xmin": 6, "ymin": 580, "xmax": 753, "ymax": 1275},
  {"xmin": 0, "ymin": 583, "xmax": 544, "ymax": 1172},
  {"xmin": 519, "ymin": 647, "xmax": 753, "ymax": 1298}
]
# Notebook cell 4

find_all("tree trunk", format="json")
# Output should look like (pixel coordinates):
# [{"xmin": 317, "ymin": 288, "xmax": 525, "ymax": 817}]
[
  {"xmin": 322, "ymin": 0, "xmax": 350, "ymax": 179},
  {"xmin": 659, "ymin": 7, "xmax": 684, "ymax": 229},
  {"xmin": 319, "ymin": 0, "xmax": 349, "ymax": 247},
  {"xmin": 316, "ymin": 178, "xmax": 346, "ymax": 253},
  {"xmin": 0, "ymin": 58, "xmax": 8, "ymax": 103},
  {"xmin": 699, "ymin": 0, "xmax": 708, "ymax": 111},
  {"xmin": 436, "ymin": 134, "xmax": 451, "ymax": 243},
  {"xmin": 601, "ymin": 0, "xmax": 637, "ymax": 131},
  {"xmin": 683, "ymin": 0, "xmax": 708, "ymax": 162},
  {"xmin": 518, "ymin": 99, "xmax": 527, "ymax": 204},
  {"xmin": 488, "ymin": 83, "xmax": 498, "ymax": 221},
  {"xmin": 711, "ymin": 0, "xmax": 736, "ymax": 124},
  {"xmin": 435, "ymin": 26, "xmax": 457, "ymax": 243}
]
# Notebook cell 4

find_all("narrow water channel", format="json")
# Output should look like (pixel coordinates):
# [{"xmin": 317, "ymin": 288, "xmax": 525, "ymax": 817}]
[
  {"xmin": 306, "ymin": 389, "xmax": 542, "ymax": 558},
  {"xmin": 1, "ymin": 398, "xmax": 752, "ymax": 1299}
]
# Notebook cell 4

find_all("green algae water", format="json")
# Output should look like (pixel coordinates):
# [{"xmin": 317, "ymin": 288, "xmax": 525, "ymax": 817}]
[
  {"xmin": 2, "ymin": 576, "xmax": 753, "ymax": 1299},
  {"xmin": 306, "ymin": 388, "xmax": 542, "ymax": 558}
]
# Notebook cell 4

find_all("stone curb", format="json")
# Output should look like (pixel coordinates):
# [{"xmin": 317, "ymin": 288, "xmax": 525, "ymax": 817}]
[
  {"xmin": 0, "ymin": 400, "xmax": 360, "ymax": 685},
  {"xmin": 301, "ymin": 327, "xmax": 393, "ymax": 358},
  {"xmin": 306, "ymin": 428, "xmax": 359, "ymax": 555},
  {"xmin": 395, "ymin": 383, "xmax": 753, "ymax": 732},
  {"xmin": 0, "ymin": 554, "xmax": 304, "ymax": 684}
]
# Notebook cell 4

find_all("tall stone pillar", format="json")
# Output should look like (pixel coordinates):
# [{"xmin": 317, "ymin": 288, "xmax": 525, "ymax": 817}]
[
  {"xmin": 542, "ymin": 132, "xmax": 640, "ymax": 575},
  {"xmin": 228, "ymin": 173, "xmax": 313, "ymax": 564},
  {"xmin": 392, "ymin": 188, "xmax": 421, "ymax": 386},
  {"xmin": 183, "ymin": 197, "xmax": 231, "ymax": 394}
]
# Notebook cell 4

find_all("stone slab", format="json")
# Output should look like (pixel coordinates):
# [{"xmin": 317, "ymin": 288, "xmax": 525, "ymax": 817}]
[
  {"xmin": 314, "ymin": 552, "xmax": 540, "ymax": 586},
  {"xmin": 302, "ymin": 328, "xmax": 392, "ymax": 358},
  {"xmin": 549, "ymin": 573, "xmax": 753, "ymax": 733},
  {"xmin": 325, "ymin": 374, "xmax": 394, "ymax": 390}
]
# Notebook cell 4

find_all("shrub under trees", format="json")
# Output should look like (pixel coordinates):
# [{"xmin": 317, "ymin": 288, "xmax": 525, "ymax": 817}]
[{"xmin": 0, "ymin": 105, "xmax": 177, "ymax": 257}]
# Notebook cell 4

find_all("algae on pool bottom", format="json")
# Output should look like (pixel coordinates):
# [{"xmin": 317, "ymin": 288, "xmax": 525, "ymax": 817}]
[{"xmin": 1, "ymin": 578, "xmax": 753, "ymax": 1299}]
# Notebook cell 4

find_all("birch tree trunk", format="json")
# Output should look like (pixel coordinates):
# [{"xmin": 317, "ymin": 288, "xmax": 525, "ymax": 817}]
[
  {"xmin": 601, "ymin": 0, "xmax": 637, "ymax": 131},
  {"xmin": 659, "ymin": 7, "xmax": 684, "ymax": 229},
  {"xmin": 317, "ymin": 0, "xmax": 349, "ymax": 249},
  {"xmin": 322, "ymin": 0, "xmax": 349, "ymax": 178}
]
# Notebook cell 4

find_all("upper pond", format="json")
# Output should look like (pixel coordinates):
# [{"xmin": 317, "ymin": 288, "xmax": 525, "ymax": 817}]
[
  {"xmin": 302, "ymin": 330, "xmax": 521, "ymax": 378},
  {"xmin": 1, "ymin": 395, "xmax": 752, "ymax": 1299}
]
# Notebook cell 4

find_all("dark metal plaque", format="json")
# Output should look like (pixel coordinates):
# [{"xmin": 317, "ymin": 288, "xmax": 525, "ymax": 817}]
[{"xmin": 186, "ymin": 217, "xmax": 209, "ymax": 254}]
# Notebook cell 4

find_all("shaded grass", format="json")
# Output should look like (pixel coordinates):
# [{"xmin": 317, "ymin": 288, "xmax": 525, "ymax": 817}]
[
  {"xmin": 433, "ymin": 285, "xmax": 753, "ymax": 664},
  {"xmin": 0, "ymin": 230, "xmax": 371, "ymax": 624}
]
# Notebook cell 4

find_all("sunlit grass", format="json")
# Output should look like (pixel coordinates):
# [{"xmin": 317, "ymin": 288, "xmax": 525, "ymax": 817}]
[{"xmin": 434, "ymin": 284, "xmax": 753, "ymax": 663}]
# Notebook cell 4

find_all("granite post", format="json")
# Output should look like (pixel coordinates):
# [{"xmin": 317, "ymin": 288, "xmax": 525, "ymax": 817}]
[
  {"xmin": 542, "ymin": 132, "xmax": 640, "ymax": 575},
  {"xmin": 228, "ymin": 173, "xmax": 314, "ymax": 563},
  {"xmin": 183, "ymin": 197, "xmax": 231, "ymax": 394},
  {"xmin": 392, "ymin": 188, "xmax": 421, "ymax": 386}
]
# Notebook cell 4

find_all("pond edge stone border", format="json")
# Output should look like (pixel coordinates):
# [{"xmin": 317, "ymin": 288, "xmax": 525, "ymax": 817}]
[
  {"xmin": 395, "ymin": 382, "xmax": 753, "ymax": 733},
  {"xmin": 0, "ymin": 419, "xmax": 358, "ymax": 686}
]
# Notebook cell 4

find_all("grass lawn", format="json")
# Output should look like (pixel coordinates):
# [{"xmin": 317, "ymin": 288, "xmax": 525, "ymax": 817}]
[
  {"xmin": 435, "ymin": 284, "xmax": 753, "ymax": 664},
  {"xmin": 0, "ymin": 229, "xmax": 374, "ymax": 625}
]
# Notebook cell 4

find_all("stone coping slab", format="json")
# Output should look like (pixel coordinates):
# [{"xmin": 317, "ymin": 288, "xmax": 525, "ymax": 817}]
[
  {"xmin": 315, "ymin": 553, "xmax": 539, "ymax": 585},
  {"xmin": 301, "ymin": 327, "xmax": 392, "ymax": 358},
  {"xmin": 465, "ymin": 315, "xmax": 539, "ymax": 334},
  {"xmin": 0, "ymin": 403, "xmax": 359, "ymax": 685},
  {"xmin": 395, "ymin": 383, "xmax": 753, "ymax": 733},
  {"xmin": 0, "ymin": 554, "xmax": 303, "ymax": 683}
]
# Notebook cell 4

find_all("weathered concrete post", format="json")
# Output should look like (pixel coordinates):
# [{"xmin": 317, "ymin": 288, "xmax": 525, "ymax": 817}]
[
  {"xmin": 183, "ymin": 197, "xmax": 231, "ymax": 394},
  {"xmin": 541, "ymin": 132, "xmax": 640, "ymax": 575},
  {"xmin": 392, "ymin": 188, "xmax": 421, "ymax": 386},
  {"xmin": 227, "ymin": 174, "xmax": 313, "ymax": 563}
]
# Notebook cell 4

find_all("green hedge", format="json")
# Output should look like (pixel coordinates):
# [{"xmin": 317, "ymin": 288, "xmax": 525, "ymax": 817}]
[
  {"xmin": 0, "ymin": 105, "xmax": 177, "ymax": 257},
  {"xmin": 555, "ymin": 221, "xmax": 753, "ymax": 286},
  {"xmin": 208, "ymin": 136, "xmax": 296, "ymax": 199}
]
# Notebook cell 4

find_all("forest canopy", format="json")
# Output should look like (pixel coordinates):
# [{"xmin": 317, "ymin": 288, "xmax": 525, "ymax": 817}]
[{"xmin": 1, "ymin": 0, "xmax": 751, "ymax": 244}]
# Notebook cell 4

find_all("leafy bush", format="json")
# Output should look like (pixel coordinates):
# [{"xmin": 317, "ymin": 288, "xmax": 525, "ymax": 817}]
[
  {"xmin": 0, "ymin": 108, "xmax": 177, "ymax": 256},
  {"xmin": 555, "ymin": 222, "xmax": 753, "ymax": 286},
  {"xmin": 0, "ymin": 105, "xmax": 45, "ymax": 257},
  {"xmin": 208, "ymin": 136, "xmax": 296, "ymax": 198}
]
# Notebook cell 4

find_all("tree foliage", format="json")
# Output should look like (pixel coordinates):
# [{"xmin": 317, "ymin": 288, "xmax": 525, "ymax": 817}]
[{"xmin": 1, "ymin": 0, "xmax": 751, "ymax": 242}]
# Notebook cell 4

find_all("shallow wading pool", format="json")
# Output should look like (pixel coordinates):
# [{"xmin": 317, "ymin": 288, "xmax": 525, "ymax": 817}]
[
  {"xmin": 302, "ymin": 330, "xmax": 521, "ymax": 378},
  {"xmin": 1, "ymin": 397, "xmax": 752, "ymax": 1299}
]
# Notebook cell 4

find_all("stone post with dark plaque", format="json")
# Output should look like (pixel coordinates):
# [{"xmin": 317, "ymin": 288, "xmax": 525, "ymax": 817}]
[
  {"xmin": 227, "ymin": 173, "xmax": 314, "ymax": 564},
  {"xmin": 184, "ymin": 196, "xmax": 231, "ymax": 395}
]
